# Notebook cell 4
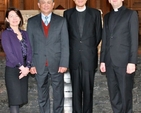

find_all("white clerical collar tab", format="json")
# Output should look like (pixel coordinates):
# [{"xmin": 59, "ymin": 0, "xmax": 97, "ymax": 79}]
[
  {"xmin": 76, "ymin": 6, "xmax": 86, "ymax": 12},
  {"xmin": 114, "ymin": 8, "xmax": 118, "ymax": 12}
]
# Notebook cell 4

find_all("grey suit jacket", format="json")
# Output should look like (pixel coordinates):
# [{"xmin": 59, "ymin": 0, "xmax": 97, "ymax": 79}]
[{"xmin": 27, "ymin": 13, "xmax": 69, "ymax": 75}]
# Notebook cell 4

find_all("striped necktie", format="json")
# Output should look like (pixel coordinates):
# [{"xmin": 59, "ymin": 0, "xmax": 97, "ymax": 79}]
[{"xmin": 45, "ymin": 16, "xmax": 48, "ymax": 26}]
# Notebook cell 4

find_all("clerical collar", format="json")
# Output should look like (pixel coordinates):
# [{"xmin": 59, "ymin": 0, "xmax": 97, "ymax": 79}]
[
  {"xmin": 76, "ymin": 5, "xmax": 86, "ymax": 12},
  {"xmin": 113, "ymin": 5, "xmax": 123, "ymax": 12}
]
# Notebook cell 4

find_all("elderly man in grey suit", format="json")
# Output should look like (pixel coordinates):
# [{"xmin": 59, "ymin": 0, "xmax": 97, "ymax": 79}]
[{"xmin": 27, "ymin": 0, "xmax": 69, "ymax": 113}]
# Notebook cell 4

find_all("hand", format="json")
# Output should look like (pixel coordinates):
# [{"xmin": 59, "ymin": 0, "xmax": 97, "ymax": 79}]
[
  {"xmin": 58, "ymin": 67, "xmax": 67, "ymax": 73},
  {"xmin": 100, "ymin": 62, "xmax": 106, "ymax": 72},
  {"xmin": 126, "ymin": 63, "xmax": 136, "ymax": 74},
  {"xmin": 19, "ymin": 65, "xmax": 29, "ymax": 79},
  {"xmin": 19, "ymin": 66, "xmax": 29, "ymax": 76},
  {"xmin": 30, "ymin": 67, "xmax": 37, "ymax": 74},
  {"xmin": 19, "ymin": 74, "xmax": 24, "ymax": 79}
]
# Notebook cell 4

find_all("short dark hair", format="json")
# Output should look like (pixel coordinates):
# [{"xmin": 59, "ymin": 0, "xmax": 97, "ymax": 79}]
[{"xmin": 5, "ymin": 7, "xmax": 23, "ymax": 29}]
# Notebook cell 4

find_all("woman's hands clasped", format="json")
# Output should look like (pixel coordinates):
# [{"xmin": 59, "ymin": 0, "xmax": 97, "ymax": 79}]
[{"xmin": 19, "ymin": 65, "xmax": 29, "ymax": 79}]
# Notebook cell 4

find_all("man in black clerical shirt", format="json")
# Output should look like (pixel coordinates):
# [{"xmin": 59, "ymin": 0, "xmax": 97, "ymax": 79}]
[
  {"xmin": 100, "ymin": 0, "xmax": 138, "ymax": 113},
  {"xmin": 63, "ymin": 0, "xmax": 102, "ymax": 113}
]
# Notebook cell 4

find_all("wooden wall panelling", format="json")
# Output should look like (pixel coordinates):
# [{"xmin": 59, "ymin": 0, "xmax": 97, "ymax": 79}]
[
  {"xmin": 24, "ymin": 0, "xmax": 32, "ymax": 10},
  {"xmin": 33, "ymin": 0, "xmax": 39, "ymax": 10},
  {"xmin": 19, "ymin": 0, "xmax": 24, "ymax": 9},
  {"xmin": 0, "ymin": 0, "xmax": 8, "ymax": 52},
  {"xmin": 24, "ymin": 0, "xmax": 72, "ymax": 10},
  {"xmin": 9, "ymin": 0, "xmax": 23, "ymax": 9},
  {"xmin": 0, "ymin": 0, "xmax": 8, "ymax": 23},
  {"xmin": 100, "ymin": 0, "xmax": 111, "ymax": 16},
  {"xmin": 123, "ymin": 0, "xmax": 131, "ymax": 8},
  {"xmin": 131, "ymin": 0, "xmax": 141, "ymax": 8},
  {"xmin": 54, "ymin": 0, "xmax": 68, "ymax": 9},
  {"xmin": 68, "ymin": 0, "xmax": 75, "ymax": 8},
  {"xmin": 0, "ymin": 10, "xmax": 5, "ymax": 23},
  {"xmin": 96, "ymin": 0, "xmax": 100, "ymax": 9},
  {"xmin": 24, "ymin": 0, "xmax": 39, "ymax": 10},
  {"xmin": 87, "ymin": 0, "xmax": 96, "ymax": 8}
]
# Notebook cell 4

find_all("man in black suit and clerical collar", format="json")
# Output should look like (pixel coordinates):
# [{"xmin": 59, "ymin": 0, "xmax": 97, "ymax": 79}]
[
  {"xmin": 63, "ymin": 0, "xmax": 102, "ymax": 112},
  {"xmin": 100, "ymin": 0, "xmax": 139, "ymax": 113}
]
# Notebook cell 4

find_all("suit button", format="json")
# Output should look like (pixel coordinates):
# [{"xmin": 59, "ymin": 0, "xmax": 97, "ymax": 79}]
[
  {"xmin": 80, "ymin": 41, "xmax": 82, "ymax": 43},
  {"xmin": 111, "ymin": 36, "xmax": 113, "ymax": 38}
]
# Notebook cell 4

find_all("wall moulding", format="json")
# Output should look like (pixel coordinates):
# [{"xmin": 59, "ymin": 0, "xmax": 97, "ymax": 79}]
[{"xmin": 131, "ymin": 0, "xmax": 141, "ymax": 8}]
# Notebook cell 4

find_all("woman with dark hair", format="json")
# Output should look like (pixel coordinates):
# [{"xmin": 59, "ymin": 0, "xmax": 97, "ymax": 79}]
[{"xmin": 1, "ymin": 7, "xmax": 32, "ymax": 113}]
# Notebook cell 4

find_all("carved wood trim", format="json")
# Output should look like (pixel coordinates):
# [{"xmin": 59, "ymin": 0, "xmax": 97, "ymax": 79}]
[{"xmin": 131, "ymin": 0, "xmax": 141, "ymax": 8}]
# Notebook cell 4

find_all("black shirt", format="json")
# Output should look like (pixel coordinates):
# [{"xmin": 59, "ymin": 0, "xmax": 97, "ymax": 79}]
[
  {"xmin": 109, "ymin": 6, "xmax": 124, "ymax": 32},
  {"xmin": 76, "ymin": 10, "xmax": 86, "ymax": 37}
]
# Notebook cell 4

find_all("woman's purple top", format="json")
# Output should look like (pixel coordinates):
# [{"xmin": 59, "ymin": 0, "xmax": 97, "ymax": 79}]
[{"xmin": 1, "ymin": 27, "xmax": 32, "ymax": 68}]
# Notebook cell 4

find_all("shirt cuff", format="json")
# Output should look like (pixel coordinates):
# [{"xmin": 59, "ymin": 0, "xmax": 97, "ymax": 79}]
[
  {"xmin": 26, "ymin": 61, "xmax": 32, "ymax": 69},
  {"xmin": 16, "ymin": 63, "xmax": 22, "ymax": 68}
]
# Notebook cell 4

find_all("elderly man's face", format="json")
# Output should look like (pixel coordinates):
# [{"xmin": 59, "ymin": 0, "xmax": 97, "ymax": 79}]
[{"xmin": 38, "ymin": 0, "xmax": 55, "ymax": 16}]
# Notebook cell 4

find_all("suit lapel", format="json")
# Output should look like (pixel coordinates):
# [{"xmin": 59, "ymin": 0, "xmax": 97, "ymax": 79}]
[
  {"xmin": 82, "ymin": 8, "xmax": 92, "ymax": 38},
  {"xmin": 47, "ymin": 13, "xmax": 55, "ymax": 41},
  {"xmin": 45, "ymin": 13, "xmax": 57, "ymax": 45},
  {"xmin": 69, "ymin": 9, "xmax": 80, "ymax": 38},
  {"xmin": 107, "ymin": 12, "xmax": 112, "ymax": 32},
  {"xmin": 36, "ymin": 14, "xmax": 46, "ymax": 42}
]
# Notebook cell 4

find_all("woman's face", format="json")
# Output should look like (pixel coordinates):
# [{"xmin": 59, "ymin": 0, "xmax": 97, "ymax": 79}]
[{"xmin": 6, "ymin": 10, "xmax": 21, "ymax": 27}]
